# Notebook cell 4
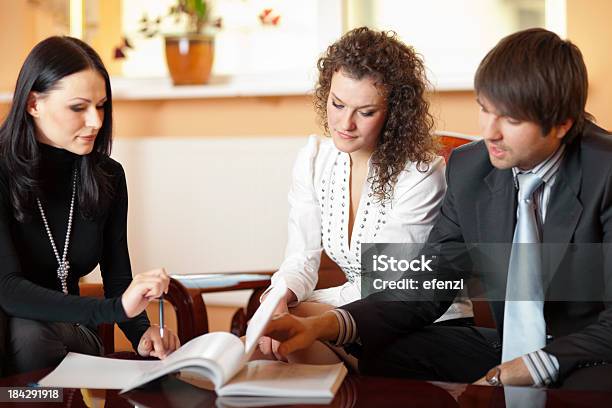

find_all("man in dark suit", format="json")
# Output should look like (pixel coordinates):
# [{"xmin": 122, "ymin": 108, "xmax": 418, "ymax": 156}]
[{"xmin": 265, "ymin": 28, "xmax": 612, "ymax": 390}]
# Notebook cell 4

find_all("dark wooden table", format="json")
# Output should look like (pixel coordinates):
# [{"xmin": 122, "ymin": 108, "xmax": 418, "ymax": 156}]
[{"xmin": 2, "ymin": 358, "xmax": 612, "ymax": 408}]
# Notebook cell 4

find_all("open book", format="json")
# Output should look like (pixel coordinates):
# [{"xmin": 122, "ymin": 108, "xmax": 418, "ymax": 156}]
[{"xmin": 39, "ymin": 280, "xmax": 347, "ymax": 398}]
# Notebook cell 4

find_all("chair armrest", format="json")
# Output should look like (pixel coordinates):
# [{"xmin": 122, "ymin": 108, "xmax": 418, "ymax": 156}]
[
  {"xmin": 171, "ymin": 271, "xmax": 274, "ymax": 337},
  {"xmin": 166, "ymin": 278, "xmax": 208, "ymax": 342}
]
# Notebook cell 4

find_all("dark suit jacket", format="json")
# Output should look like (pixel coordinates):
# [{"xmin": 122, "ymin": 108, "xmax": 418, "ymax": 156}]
[{"xmin": 343, "ymin": 122, "xmax": 612, "ymax": 380}]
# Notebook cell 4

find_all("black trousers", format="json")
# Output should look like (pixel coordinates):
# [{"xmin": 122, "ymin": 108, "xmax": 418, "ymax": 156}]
[
  {"xmin": 358, "ymin": 324, "xmax": 612, "ymax": 391},
  {"xmin": 5, "ymin": 317, "xmax": 103, "ymax": 375}
]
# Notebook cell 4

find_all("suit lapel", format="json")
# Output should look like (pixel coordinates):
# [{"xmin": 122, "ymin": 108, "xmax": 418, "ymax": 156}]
[
  {"xmin": 476, "ymin": 168, "xmax": 516, "ymax": 333},
  {"xmin": 542, "ymin": 142, "xmax": 583, "ymax": 282},
  {"xmin": 476, "ymin": 168, "xmax": 516, "ymax": 244}
]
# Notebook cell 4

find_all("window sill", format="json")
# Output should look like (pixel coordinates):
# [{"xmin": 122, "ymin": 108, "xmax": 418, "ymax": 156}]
[
  {"xmin": 109, "ymin": 73, "xmax": 316, "ymax": 101},
  {"xmin": 0, "ymin": 73, "xmax": 474, "ymax": 104}
]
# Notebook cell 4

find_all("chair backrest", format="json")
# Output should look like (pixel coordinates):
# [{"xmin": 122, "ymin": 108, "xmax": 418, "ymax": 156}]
[
  {"xmin": 315, "ymin": 252, "xmax": 347, "ymax": 290},
  {"xmin": 435, "ymin": 131, "xmax": 479, "ymax": 162}
]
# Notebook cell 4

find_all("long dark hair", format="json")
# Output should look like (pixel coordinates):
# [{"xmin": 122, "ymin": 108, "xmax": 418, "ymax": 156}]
[
  {"xmin": 0, "ymin": 36, "xmax": 114, "ymax": 222},
  {"xmin": 314, "ymin": 27, "xmax": 436, "ymax": 203}
]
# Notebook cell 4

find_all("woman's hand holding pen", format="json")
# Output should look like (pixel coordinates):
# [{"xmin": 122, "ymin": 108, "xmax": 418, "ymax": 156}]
[
  {"xmin": 121, "ymin": 268, "xmax": 169, "ymax": 318},
  {"xmin": 137, "ymin": 324, "xmax": 180, "ymax": 359},
  {"xmin": 122, "ymin": 268, "xmax": 181, "ymax": 358}
]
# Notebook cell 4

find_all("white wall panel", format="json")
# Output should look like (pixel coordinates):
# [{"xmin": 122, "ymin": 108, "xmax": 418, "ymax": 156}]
[{"xmin": 85, "ymin": 135, "xmax": 310, "ymax": 305}]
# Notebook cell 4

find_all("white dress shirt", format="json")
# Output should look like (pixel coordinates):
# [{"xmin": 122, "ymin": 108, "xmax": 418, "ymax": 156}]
[{"xmin": 270, "ymin": 135, "xmax": 473, "ymax": 321}]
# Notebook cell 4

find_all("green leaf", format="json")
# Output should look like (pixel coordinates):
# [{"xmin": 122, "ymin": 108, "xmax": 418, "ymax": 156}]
[{"xmin": 192, "ymin": 0, "xmax": 206, "ymax": 19}]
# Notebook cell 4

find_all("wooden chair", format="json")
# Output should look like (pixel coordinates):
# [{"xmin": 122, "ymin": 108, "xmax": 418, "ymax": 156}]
[
  {"xmin": 435, "ymin": 131, "xmax": 480, "ymax": 162},
  {"xmin": 182, "ymin": 273, "xmax": 274, "ymax": 337},
  {"xmin": 316, "ymin": 252, "xmax": 348, "ymax": 289}
]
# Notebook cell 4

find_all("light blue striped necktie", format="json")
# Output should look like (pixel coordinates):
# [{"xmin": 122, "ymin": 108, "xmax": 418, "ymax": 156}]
[{"xmin": 502, "ymin": 172, "xmax": 546, "ymax": 362}]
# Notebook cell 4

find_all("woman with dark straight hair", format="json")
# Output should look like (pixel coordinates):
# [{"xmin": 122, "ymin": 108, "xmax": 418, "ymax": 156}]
[{"xmin": 0, "ymin": 36, "xmax": 179, "ymax": 374}]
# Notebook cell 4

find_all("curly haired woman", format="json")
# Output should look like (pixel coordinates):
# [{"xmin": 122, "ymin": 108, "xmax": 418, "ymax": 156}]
[{"xmin": 258, "ymin": 27, "xmax": 473, "ymax": 363}]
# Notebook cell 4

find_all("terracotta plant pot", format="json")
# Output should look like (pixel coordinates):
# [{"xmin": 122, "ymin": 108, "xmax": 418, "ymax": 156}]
[{"xmin": 164, "ymin": 34, "xmax": 214, "ymax": 85}]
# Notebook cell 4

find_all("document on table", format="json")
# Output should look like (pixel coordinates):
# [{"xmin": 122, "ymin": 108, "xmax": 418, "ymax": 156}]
[{"xmin": 38, "ymin": 354, "xmax": 161, "ymax": 389}]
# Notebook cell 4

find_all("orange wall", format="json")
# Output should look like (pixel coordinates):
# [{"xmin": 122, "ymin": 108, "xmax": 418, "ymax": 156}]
[
  {"xmin": 430, "ymin": 91, "xmax": 479, "ymax": 135},
  {"xmin": 567, "ymin": 0, "xmax": 612, "ymax": 129},
  {"xmin": 0, "ymin": 0, "xmax": 72, "ymax": 91},
  {"xmin": 0, "ymin": 0, "xmax": 35, "ymax": 91},
  {"xmin": 88, "ymin": 0, "xmax": 123, "ymax": 76},
  {"xmin": 112, "ymin": 96, "xmax": 319, "ymax": 138}
]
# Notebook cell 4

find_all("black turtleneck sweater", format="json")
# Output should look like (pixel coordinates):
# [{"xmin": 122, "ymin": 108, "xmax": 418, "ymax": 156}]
[{"xmin": 0, "ymin": 143, "xmax": 149, "ymax": 350}]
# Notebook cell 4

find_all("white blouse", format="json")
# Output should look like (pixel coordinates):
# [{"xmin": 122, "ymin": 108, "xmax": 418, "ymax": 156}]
[{"xmin": 270, "ymin": 136, "xmax": 472, "ymax": 320}]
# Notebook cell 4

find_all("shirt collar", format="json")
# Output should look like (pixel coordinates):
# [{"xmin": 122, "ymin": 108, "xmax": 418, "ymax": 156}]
[{"xmin": 512, "ymin": 144, "xmax": 566, "ymax": 189}]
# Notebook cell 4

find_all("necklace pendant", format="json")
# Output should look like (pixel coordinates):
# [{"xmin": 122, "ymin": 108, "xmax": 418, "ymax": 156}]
[
  {"xmin": 57, "ymin": 262, "xmax": 70, "ymax": 277},
  {"xmin": 57, "ymin": 261, "xmax": 70, "ymax": 294}
]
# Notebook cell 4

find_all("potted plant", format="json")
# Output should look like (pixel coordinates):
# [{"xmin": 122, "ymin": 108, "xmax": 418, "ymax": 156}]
[
  {"xmin": 115, "ymin": 2, "xmax": 280, "ymax": 86},
  {"xmin": 140, "ymin": 0, "xmax": 221, "ymax": 85}
]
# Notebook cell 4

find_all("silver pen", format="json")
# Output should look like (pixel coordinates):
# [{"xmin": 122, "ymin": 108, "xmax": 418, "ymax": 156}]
[{"xmin": 159, "ymin": 294, "xmax": 165, "ymax": 339}]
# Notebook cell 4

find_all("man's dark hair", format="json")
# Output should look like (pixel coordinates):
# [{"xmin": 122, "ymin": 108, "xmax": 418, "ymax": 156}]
[{"xmin": 475, "ymin": 28, "xmax": 591, "ymax": 136}]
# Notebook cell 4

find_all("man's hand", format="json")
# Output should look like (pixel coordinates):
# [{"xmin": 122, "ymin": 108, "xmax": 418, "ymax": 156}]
[
  {"xmin": 264, "ymin": 310, "xmax": 340, "ymax": 358},
  {"xmin": 473, "ymin": 357, "xmax": 534, "ymax": 386},
  {"xmin": 137, "ymin": 325, "xmax": 180, "ymax": 359}
]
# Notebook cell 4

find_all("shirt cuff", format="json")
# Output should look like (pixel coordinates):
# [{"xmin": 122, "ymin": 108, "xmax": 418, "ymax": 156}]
[
  {"xmin": 329, "ymin": 309, "xmax": 359, "ymax": 346},
  {"xmin": 522, "ymin": 350, "xmax": 560, "ymax": 387}
]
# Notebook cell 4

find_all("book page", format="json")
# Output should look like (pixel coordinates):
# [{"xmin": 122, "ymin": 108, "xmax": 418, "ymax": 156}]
[
  {"xmin": 218, "ymin": 360, "xmax": 347, "ymax": 398},
  {"xmin": 243, "ymin": 279, "xmax": 287, "ymax": 358},
  {"xmin": 38, "ymin": 353, "xmax": 159, "ymax": 389},
  {"xmin": 170, "ymin": 332, "xmax": 245, "ymax": 385},
  {"xmin": 121, "ymin": 332, "xmax": 245, "ymax": 393}
]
